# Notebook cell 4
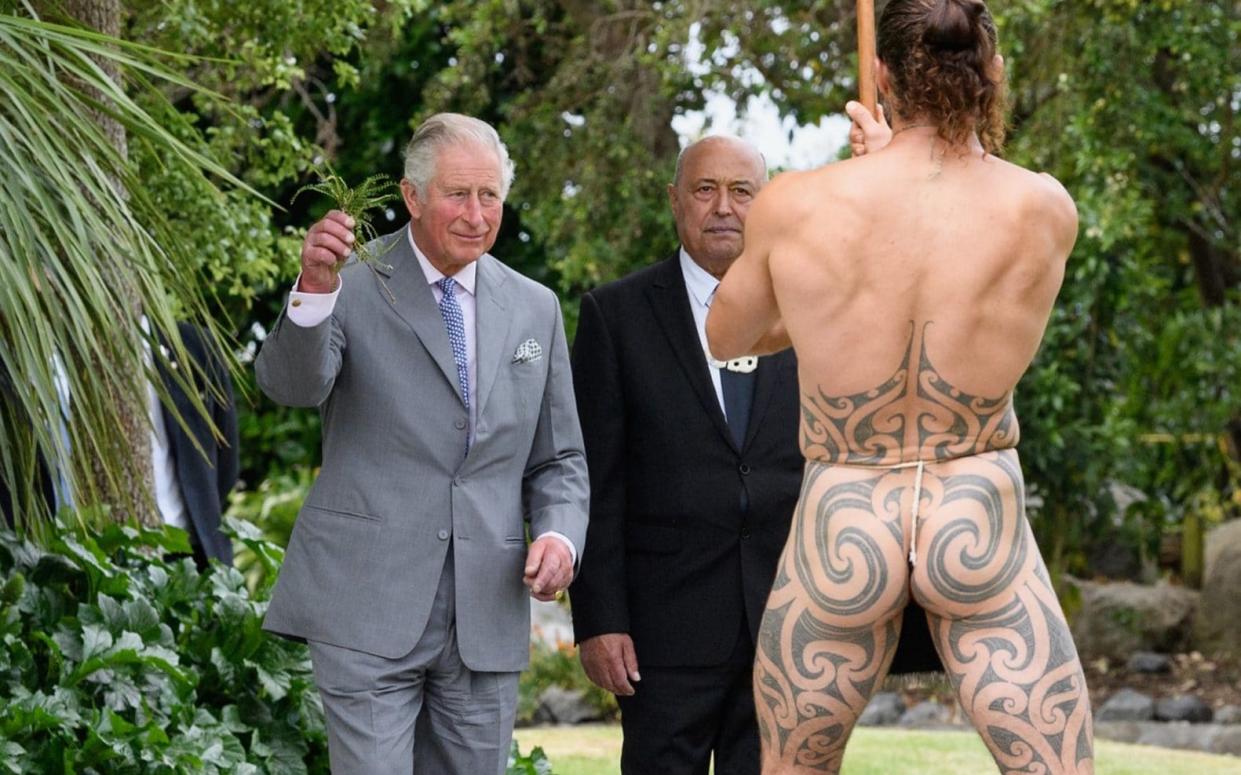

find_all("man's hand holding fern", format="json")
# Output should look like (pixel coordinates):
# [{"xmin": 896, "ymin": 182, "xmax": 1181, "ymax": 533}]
[{"xmin": 299, "ymin": 210, "xmax": 355, "ymax": 294}]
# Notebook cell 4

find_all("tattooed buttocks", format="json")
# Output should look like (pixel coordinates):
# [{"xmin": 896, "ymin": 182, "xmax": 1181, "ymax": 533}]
[{"xmin": 755, "ymin": 323, "xmax": 1093, "ymax": 774}]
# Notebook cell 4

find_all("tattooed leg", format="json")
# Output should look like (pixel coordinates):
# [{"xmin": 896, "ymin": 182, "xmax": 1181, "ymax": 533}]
[
  {"xmin": 912, "ymin": 451, "xmax": 1094, "ymax": 775},
  {"xmin": 754, "ymin": 462, "xmax": 914, "ymax": 774}
]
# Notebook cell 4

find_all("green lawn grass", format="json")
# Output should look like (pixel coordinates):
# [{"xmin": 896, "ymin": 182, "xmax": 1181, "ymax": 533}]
[{"xmin": 515, "ymin": 724, "xmax": 1241, "ymax": 775}]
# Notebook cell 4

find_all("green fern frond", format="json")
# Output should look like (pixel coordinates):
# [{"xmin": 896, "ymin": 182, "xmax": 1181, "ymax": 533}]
[{"xmin": 294, "ymin": 163, "xmax": 402, "ymax": 301}]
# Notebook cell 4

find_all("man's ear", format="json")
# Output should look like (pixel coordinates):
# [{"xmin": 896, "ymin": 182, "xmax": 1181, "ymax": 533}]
[
  {"xmin": 400, "ymin": 178, "xmax": 422, "ymax": 221},
  {"xmin": 989, "ymin": 53, "xmax": 1005, "ymax": 83},
  {"xmin": 876, "ymin": 57, "xmax": 892, "ymax": 97}
]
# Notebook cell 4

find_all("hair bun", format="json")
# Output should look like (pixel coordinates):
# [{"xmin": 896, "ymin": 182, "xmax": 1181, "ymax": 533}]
[{"xmin": 923, "ymin": 0, "xmax": 985, "ymax": 51}]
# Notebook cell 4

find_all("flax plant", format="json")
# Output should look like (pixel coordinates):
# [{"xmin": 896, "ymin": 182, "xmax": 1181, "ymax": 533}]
[{"xmin": 0, "ymin": 12, "xmax": 255, "ymax": 537}]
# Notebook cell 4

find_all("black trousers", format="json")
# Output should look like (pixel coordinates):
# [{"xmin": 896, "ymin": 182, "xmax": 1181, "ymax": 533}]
[{"xmin": 617, "ymin": 627, "xmax": 759, "ymax": 775}]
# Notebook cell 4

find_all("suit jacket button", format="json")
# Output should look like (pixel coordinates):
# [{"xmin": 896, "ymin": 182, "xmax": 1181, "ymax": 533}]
[
  {"xmin": 437, "ymin": 529, "xmax": 450, "ymax": 541},
  {"xmin": 739, "ymin": 463, "xmax": 752, "ymax": 475},
  {"xmin": 740, "ymin": 527, "xmax": 752, "ymax": 540},
  {"xmin": 454, "ymin": 418, "xmax": 467, "ymax": 430}
]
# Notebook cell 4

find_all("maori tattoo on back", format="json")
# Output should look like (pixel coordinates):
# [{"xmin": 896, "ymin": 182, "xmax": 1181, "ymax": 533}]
[
  {"xmin": 754, "ymin": 323, "xmax": 1093, "ymax": 774},
  {"xmin": 801, "ymin": 321, "xmax": 1020, "ymax": 465}
]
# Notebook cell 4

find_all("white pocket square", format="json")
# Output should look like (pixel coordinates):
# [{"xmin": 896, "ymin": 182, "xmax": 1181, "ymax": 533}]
[{"xmin": 512, "ymin": 338, "xmax": 543, "ymax": 364}]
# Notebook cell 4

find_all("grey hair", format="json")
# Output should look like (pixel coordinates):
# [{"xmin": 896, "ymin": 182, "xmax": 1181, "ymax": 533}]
[
  {"xmin": 402, "ymin": 113, "xmax": 516, "ymax": 199},
  {"xmin": 672, "ymin": 135, "xmax": 769, "ymax": 187}
]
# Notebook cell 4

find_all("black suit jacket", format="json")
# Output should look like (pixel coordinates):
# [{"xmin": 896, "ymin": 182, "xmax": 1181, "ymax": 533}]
[
  {"xmin": 569, "ymin": 254, "xmax": 804, "ymax": 668},
  {"xmin": 0, "ymin": 360, "xmax": 56, "ymax": 526},
  {"xmin": 157, "ymin": 323, "xmax": 239, "ymax": 564}
]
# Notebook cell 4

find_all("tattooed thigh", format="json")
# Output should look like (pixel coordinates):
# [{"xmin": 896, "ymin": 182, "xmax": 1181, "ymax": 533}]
[
  {"xmin": 911, "ymin": 450, "xmax": 1094, "ymax": 775},
  {"xmin": 754, "ymin": 463, "xmax": 912, "ymax": 773}
]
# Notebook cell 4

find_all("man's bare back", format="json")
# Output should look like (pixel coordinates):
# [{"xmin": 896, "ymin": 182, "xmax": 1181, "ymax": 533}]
[{"xmin": 710, "ymin": 129, "xmax": 1078, "ymax": 463}]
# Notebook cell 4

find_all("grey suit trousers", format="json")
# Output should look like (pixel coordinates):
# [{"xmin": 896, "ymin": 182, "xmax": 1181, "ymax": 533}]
[{"xmin": 308, "ymin": 551, "xmax": 520, "ymax": 775}]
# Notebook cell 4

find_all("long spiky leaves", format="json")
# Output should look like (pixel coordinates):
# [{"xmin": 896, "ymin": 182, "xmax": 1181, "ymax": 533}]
[{"xmin": 0, "ymin": 12, "xmax": 257, "ymax": 537}]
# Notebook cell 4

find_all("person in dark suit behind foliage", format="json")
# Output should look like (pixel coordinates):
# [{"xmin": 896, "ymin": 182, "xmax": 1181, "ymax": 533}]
[
  {"xmin": 568, "ymin": 136, "xmax": 804, "ymax": 774},
  {"xmin": 1, "ymin": 322, "xmax": 238, "ymax": 569},
  {"xmin": 155, "ymin": 322, "xmax": 240, "ymax": 567}
]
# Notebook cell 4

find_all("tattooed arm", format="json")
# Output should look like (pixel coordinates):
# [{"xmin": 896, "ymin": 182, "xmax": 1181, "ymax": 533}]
[{"xmin": 705, "ymin": 177, "xmax": 792, "ymax": 360}]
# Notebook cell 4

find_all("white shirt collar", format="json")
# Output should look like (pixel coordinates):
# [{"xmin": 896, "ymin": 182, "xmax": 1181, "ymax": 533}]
[
  {"xmin": 679, "ymin": 247, "xmax": 719, "ymax": 309},
  {"xmin": 408, "ymin": 225, "xmax": 478, "ymax": 296}
]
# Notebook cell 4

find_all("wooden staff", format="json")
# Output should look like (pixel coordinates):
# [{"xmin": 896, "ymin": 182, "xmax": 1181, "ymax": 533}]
[{"xmin": 857, "ymin": 0, "xmax": 878, "ymax": 116}]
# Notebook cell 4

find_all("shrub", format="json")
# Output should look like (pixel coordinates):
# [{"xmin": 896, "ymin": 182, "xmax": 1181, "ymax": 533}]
[
  {"xmin": 226, "ymin": 467, "xmax": 314, "ymax": 594},
  {"xmin": 518, "ymin": 638, "xmax": 618, "ymax": 725},
  {"xmin": 0, "ymin": 516, "xmax": 327, "ymax": 773},
  {"xmin": 508, "ymin": 739, "xmax": 554, "ymax": 774}
]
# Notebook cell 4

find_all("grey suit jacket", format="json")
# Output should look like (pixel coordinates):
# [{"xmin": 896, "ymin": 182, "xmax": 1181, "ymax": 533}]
[{"xmin": 255, "ymin": 228, "xmax": 588, "ymax": 671}]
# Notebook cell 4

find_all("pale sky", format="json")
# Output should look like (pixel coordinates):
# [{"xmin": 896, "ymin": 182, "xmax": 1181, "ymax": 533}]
[
  {"xmin": 673, "ymin": 91, "xmax": 851, "ymax": 171},
  {"xmin": 671, "ymin": 23, "xmax": 852, "ymax": 171}
]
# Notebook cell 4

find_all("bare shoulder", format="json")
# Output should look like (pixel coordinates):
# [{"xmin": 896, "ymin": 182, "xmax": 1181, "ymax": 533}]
[
  {"xmin": 1026, "ymin": 168, "xmax": 1077, "ymax": 224},
  {"xmin": 991, "ymin": 159, "xmax": 1079, "ymax": 251},
  {"xmin": 749, "ymin": 165, "xmax": 850, "ymax": 228},
  {"xmin": 1008, "ymin": 162, "xmax": 1076, "ymax": 225},
  {"xmin": 1029, "ymin": 170, "xmax": 1079, "ymax": 253}
]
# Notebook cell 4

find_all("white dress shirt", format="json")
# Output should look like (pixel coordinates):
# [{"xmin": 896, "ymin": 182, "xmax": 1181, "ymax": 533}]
[
  {"xmin": 679, "ymin": 247, "xmax": 728, "ymax": 417},
  {"xmin": 138, "ymin": 316, "xmax": 189, "ymax": 529},
  {"xmin": 147, "ymin": 372, "xmax": 189, "ymax": 529},
  {"xmin": 285, "ymin": 226, "xmax": 576, "ymax": 563}
]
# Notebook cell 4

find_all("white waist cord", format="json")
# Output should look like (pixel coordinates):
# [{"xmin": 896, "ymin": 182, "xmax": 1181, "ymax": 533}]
[
  {"xmin": 908, "ymin": 460, "xmax": 925, "ymax": 565},
  {"xmin": 878, "ymin": 459, "xmax": 927, "ymax": 566}
]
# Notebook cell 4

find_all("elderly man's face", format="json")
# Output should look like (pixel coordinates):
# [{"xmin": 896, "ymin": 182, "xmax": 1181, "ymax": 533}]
[
  {"xmin": 668, "ymin": 139, "xmax": 765, "ymax": 275},
  {"xmin": 402, "ymin": 142, "xmax": 504, "ymax": 275}
]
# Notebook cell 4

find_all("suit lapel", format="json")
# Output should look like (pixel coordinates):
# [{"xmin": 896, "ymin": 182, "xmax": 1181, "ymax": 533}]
[
  {"xmin": 473, "ymin": 254, "xmax": 510, "ymax": 419},
  {"xmin": 645, "ymin": 255, "xmax": 735, "ymax": 450},
  {"xmin": 376, "ymin": 230, "xmax": 466, "ymax": 406}
]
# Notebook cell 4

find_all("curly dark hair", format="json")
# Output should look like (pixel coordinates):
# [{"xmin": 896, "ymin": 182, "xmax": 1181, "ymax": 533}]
[{"xmin": 877, "ymin": 0, "xmax": 1007, "ymax": 153}]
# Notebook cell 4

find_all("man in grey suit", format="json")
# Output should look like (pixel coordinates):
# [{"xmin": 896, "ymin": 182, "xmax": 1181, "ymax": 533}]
[{"xmin": 256, "ymin": 113, "xmax": 588, "ymax": 774}]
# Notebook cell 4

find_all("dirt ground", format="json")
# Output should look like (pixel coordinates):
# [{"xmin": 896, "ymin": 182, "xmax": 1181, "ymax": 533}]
[
  {"xmin": 1083, "ymin": 651, "xmax": 1241, "ymax": 710},
  {"xmin": 889, "ymin": 650, "xmax": 1241, "ymax": 719}
]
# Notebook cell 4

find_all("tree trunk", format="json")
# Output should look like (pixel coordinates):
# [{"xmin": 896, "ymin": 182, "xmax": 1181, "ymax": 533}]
[{"xmin": 57, "ymin": 0, "xmax": 159, "ymax": 526}]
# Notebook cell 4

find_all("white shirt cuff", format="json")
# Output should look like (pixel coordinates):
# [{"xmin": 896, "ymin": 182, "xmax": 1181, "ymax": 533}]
[
  {"xmin": 538, "ymin": 531, "xmax": 578, "ymax": 566},
  {"xmin": 286, "ymin": 273, "xmax": 341, "ymax": 328}
]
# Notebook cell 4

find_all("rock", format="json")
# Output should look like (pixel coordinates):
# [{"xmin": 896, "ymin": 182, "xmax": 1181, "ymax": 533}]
[
  {"xmin": 858, "ymin": 693, "xmax": 905, "ymax": 727},
  {"xmin": 1087, "ymin": 485, "xmax": 1148, "ymax": 581},
  {"xmin": 1136, "ymin": 722, "xmax": 1212, "ymax": 751},
  {"xmin": 534, "ymin": 687, "xmax": 603, "ymax": 725},
  {"xmin": 1197, "ymin": 520, "xmax": 1241, "ymax": 652},
  {"xmin": 1088, "ymin": 540, "xmax": 1144, "ymax": 582},
  {"xmin": 1065, "ymin": 577, "xmax": 1198, "ymax": 661},
  {"xmin": 898, "ymin": 701, "xmax": 950, "ymax": 727},
  {"xmin": 1214, "ymin": 705, "xmax": 1241, "ymax": 725},
  {"xmin": 1096, "ymin": 721, "xmax": 1241, "ymax": 756},
  {"xmin": 1209, "ymin": 726, "xmax": 1241, "ymax": 756},
  {"xmin": 1096, "ymin": 689, "xmax": 1155, "ymax": 722},
  {"xmin": 1125, "ymin": 651, "xmax": 1173, "ymax": 674},
  {"xmin": 1155, "ymin": 694, "xmax": 1213, "ymax": 723}
]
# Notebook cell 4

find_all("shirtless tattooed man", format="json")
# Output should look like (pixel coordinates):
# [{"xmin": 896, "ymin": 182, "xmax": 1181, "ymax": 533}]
[{"xmin": 706, "ymin": 1, "xmax": 1094, "ymax": 773}]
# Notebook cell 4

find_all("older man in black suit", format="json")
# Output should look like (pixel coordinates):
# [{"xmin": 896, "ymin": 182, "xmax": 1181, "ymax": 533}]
[{"xmin": 569, "ymin": 136, "xmax": 803, "ymax": 774}]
